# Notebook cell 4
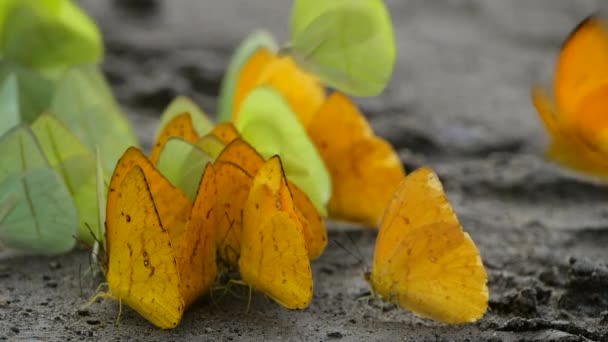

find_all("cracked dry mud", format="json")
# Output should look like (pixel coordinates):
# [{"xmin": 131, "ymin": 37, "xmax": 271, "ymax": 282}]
[{"xmin": 1, "ymin": 1, "xmax": 608, "ymax": 341}]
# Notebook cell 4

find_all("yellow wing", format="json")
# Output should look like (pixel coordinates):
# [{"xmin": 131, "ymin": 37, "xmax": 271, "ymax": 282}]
[
  {"xmin": 239, "ymin": 156, "xmax": 313, "ymax": 309},
  {"xmin": 213, "ymin": 160, "xmax": 254, "ymax": 268},
  {"xmin": 150, "ymin": 113, "xmax": 199, "ymax": 164},
  {"xmin": 370, "ymin": 167, "xmax": 488, "ymax": 323},
  {"xmin": 173, "ymin": 164, "xmax": 218, "ymax": 306},
  {"xmin": 108, "ymin": 147, "xmax": 192, "ymax": 244},
  {"xmin": 106, "ymin": 165, "xmax": 184, "ymax": 329}
]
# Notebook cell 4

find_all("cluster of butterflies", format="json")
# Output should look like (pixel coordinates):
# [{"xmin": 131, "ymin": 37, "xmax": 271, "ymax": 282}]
[
  {"xmin": 92, "ymin": 30, "xmax": 490, "ymax": 329},
  {"xmin": 532, "ymin": 15, "xmax": 608, "ymax": 178}
]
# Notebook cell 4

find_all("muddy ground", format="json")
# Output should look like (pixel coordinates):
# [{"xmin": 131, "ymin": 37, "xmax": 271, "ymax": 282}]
[{"xmin": 2, "ymin": 0, "xmax": 608, "ymax": 341}]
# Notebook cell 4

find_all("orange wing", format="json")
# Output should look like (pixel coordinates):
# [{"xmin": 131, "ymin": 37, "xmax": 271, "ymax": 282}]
[
  {"xmin": 107, "ymin": 147, "xmax": 192, "ymax": 245},
  {"xmin": 555, "ymin": 16, "xmax": 608, "ymax": 119},
  {"xmin": 215, "ymin": 138, "xmax": 327, "ymax": 259},
  {"xmin": 173, "ymin": 164, "xmax": 218, "ymax": 306},
  {"xmin": 233, "ymin": 48, "xmax": 274, "ymax": 120},
  {"xmin": 232, "ymin": 48, "xmax": 326, "ymax": 127},
  {"xmin": 150, "ymin": 114, "xmax": 199, "ymax": 164},
  {"xmin": 212, "ymin": 160, "xmax": 254, "ymax": 268},
  {"xmin": 210, "ymin": 122, "xmax": 241, "ymax": 144},
  {"xmin": 308, "ymin": 92, "xmax": 405, "ymax": 226},
  {"xmin": 370, "ymin": 167, "xmax": 488, "ymax": 323}
]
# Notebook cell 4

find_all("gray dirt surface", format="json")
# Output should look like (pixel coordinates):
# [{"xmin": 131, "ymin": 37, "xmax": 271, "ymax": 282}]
[{"xmin": 2, "ymin": 0, "xmax": 608, "ymax": 341}]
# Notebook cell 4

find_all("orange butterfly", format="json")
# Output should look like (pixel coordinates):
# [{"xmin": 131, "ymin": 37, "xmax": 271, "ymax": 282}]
[
  {"xmin": 368, "ymin": 167, "xmax": 488, "ymax": 323},
  {"xmin": 532, "ymin": 15, "xmax": 608, "ymax": 177}
]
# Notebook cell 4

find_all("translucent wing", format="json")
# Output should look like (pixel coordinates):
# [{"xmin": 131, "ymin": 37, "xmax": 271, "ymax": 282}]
[{"xmin": 0, "ymin": 126, "xmax": 77, "ymax": 255}]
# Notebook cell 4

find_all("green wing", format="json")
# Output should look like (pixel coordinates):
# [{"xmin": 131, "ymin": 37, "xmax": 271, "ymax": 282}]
[
  {"xmin": 195, "ymin": 134, "xmax": 226, "ymax": 160},
  {"xmin": 157, "ymin": 137, "xmax": 214, "ymax": 201},
  {"xmin": 31, "ymin": 114, "xmax": 99, "ymax": 246},
  {"xmin": 158, "ymin": 96, "xmax": 214, "ymax": 138},
  {"xmin": 217, "ymin": 30, "xmax": 278, "ymax": 123},
  {"xmin": 0, "ymin": 61, "xmax": 55, "ymax": 124},
  {"xmin": 0, "ymin": 0, "xmax": 102, "ymax": 73},
  {"xmin": 235, "ymin": 86, "xmax": 331, "ymax": 214},
  {"xmin": 0, "ymin": 74, "xmax": 19, "ymax": 136},
  {"xmin": 290, "ymin": 0, "xmax": 395, "ymax": 96},
  {"xmin": 50, "ymin": 65, "xmax": 138, "ymax": 173},
  {"xmin": 0, "ymin": 126, "xmax": 77, "ymax": 255}
]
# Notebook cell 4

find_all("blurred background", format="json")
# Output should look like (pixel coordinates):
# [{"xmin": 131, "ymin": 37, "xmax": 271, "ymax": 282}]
[{"xmin": 81, "ymin": 0, "xmax": 603, "ymax": 155}]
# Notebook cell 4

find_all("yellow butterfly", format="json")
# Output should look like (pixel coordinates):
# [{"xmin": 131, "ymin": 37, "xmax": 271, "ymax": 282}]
[
  {"xmin": 368, "ymin": 167, "xmax": 488, "ymax": 323},
  {"xmin": 102, "ymin": 148, "xmax": 217, "ymax": 328},
  {"xmin": 239, "ymin": 156, "xmax": 313, "ymax": 309}
]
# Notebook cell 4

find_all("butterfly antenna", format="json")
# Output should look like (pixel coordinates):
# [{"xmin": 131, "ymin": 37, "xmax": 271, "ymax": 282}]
[
  {"xmin": 346, "ymin": 232, "xmax": 369, "ymax": 270},
  {"xmin": 333, "ymin": 239, "xmax": 363, "ymax": 265}
]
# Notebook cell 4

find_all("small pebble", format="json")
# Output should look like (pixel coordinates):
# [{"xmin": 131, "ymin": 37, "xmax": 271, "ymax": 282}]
[
  {"xmin": 77, "ymin": 309, "xmax": 90, "ymax": 317},
  {"xmin": 45, "ymin": 282, "xmax": 58, "ymax": 289},
  {"xmin": 49, "ymin": 261, "xmax": 61, "ymax": 270},
  {"xmin": 9, "ymin": 327, "xmax": 18, "ymax": 334},
  {"xmin": 86, "ymin": 319, "xmax": 100, "ymax": 326},
  {"xmin": 327, "ymin": 331, "xmax": 343, "ymax": 339}
]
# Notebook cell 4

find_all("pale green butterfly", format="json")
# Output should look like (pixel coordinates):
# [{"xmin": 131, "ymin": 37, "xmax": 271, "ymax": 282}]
[
  {"xmin": 217, "ymin": 30, "xmax": 278, "ymax": 123},
  {"xmin": 235, "ymin": 86, "xmax": 331, "ymax": 214},
  {"xmin": 50, "ymin": 65, "xmax": 138, "ymax": 174},
  {"xmin": 0, "ymin": 125, "xmax": 77, "ymax": 255},
  {"xmin": 290, "ymin": 0, "xmax": 396, "ymax": 96},
  {"xmin": 30, "ymin": 114, "xmax": 99, "ymax": 246},
  {"xmin": 0, "ymin": 74, "xmax": 18, "ymax": 137},
  {"xmin": 0, "ymin": 0, "xmax": 103, "ymax": 74},
  {"xmin": 0, "ymin": 61, "xmax": 55, "ymax": 128}
]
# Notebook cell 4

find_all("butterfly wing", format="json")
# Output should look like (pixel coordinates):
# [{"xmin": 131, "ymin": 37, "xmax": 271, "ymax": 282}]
[
  {"xmin": 239, "ymin": 156, "xmax": 313, "ymax": 309},
  {"xmin": 555, "ymin": 16, "xmax": 608, "ymax": 119},
  {"xmin": 532, "ymin": 87, "xmax": 608, "ymax": 177},
  {"xmin": 371, "ymin": 167, "xmax": 488, "ymax": 323},
  {"xmin": 216, "ymin": 139, "xmax": 327, "ymax": 259},
  {"xmin": 213, "ymin": 160, "xmax": 254, "ymax": 268},
  {"xmin": 308, "ymin": 92, "xmax": 405, "ymax": 226},
  {"xmin": 106, "ymin": 165, "xmax": 184, "ymax": 329},
  {"xmin": 108, "ymin": 147, "xmax": 192, "ymax": 244},
  {"xmin": 174, "ymin": 164, "xmax": 218, "ymax": 307},
  {"xmin": 150, "ymin": 113, "xmax": 199, "ymax": 165}
]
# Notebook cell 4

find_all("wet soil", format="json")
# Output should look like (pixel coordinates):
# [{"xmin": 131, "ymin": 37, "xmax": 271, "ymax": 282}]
[{"xmin": 1, "ymin": 1, "xmax": 608, "ymax": 341}]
